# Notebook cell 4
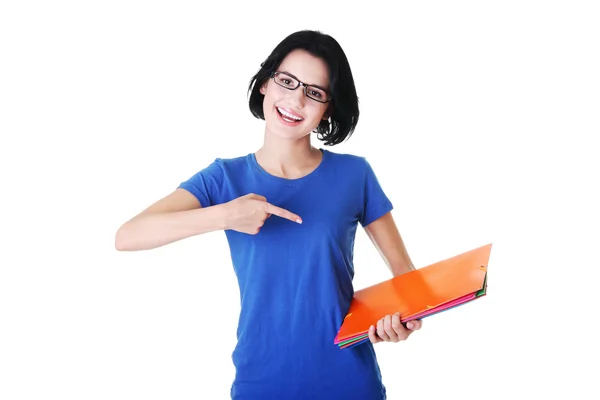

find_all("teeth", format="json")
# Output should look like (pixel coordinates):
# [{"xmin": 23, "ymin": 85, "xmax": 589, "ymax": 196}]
[{"xmin": 277, "ymin": 107, "xmax": 302, "ymax": 121}]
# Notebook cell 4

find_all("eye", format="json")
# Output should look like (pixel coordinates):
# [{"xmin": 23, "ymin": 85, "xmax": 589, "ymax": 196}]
[{"xmin": 276, "ymin": 75, "xmax": 296, "ymax": 88}]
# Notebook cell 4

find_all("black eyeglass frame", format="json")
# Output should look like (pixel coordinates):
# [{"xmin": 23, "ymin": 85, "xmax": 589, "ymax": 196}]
[{"xmin": 269, "ymin": 71, "xmax": 332, "ymax": 103}]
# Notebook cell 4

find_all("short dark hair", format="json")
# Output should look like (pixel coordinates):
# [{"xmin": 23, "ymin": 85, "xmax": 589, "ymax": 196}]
[{"xmin": 247, "ymin": 30, "xmax": 359, "ymax": 146}]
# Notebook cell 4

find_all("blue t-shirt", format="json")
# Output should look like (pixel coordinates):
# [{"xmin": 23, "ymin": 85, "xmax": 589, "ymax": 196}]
[{"xmin": 179, "ymin": 148, "xmax": 394, "ymax": 399}]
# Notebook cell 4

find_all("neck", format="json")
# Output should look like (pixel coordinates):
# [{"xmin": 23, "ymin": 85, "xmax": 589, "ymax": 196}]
[{"xmin": 254, "ymin": 131, "xmax": 323, "ymax": 179}]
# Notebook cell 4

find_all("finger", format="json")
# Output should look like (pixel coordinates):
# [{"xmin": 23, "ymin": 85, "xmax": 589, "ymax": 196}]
[
  {"xmin": 376, "ymin": 318, "xmax": 390, "ymax": 341},
  {"xmin": 406, "ymin": 319, "xmax": 422, "ymax": 331},
  {"xmin": 264, "ymin": 203, "xmax": 302, "ymax": 224},
  {"xmin": 391, "ymin": 313, "xmax": 409, "ymax": 339},
  {"xmin": 368, "ymin": 325, "xmax": 382, "ymax": 344},
  {"xmin": 383, "ymin": 315, "xmax": 400, "ymax": 342}
]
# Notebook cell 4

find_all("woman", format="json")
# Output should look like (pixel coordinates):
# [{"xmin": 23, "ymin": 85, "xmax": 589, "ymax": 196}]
[{"xmin": 116, "ymin": 29, "xmax": 422, "ymax": 400}]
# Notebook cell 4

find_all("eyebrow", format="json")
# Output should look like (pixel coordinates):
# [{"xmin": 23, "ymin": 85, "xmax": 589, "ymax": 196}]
[{"xmin": 280, "ymin": 70, "xmax": 330, "ymax": 92}]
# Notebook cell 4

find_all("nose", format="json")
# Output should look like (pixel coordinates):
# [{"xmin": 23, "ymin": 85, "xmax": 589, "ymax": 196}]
[{"xmin": 288, "ymin": 84, "xmax": 306, "ymax": 109}]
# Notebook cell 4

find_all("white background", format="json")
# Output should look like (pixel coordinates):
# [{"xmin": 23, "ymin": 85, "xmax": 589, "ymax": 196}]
[{"xmin": 1, "ymin": 1, "xmax": 599, "ymax": 399}]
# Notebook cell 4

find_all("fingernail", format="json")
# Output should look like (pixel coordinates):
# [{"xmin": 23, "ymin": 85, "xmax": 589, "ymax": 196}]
[
  {"xmin": 407, "ymin": 322, "xmax": 414, "ymax": 329},
  {"xmin": 296, "ymin": 219, "xmax": 302, "ymax": 224}
]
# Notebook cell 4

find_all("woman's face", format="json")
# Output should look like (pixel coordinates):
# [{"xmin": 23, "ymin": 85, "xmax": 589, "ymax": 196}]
[{"xmin": 260, "ymin": 49, "xmax": 330, "ymax": 141}]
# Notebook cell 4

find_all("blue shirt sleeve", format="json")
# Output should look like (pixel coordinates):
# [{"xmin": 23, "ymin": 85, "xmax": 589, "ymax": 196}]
[
  {"xmin": 177, "ymin": 158, "xmax": 224, "ymax": 207},
  {"xmin": 359, "ymin": 158, "xmax": 393, "ymax": 227}
]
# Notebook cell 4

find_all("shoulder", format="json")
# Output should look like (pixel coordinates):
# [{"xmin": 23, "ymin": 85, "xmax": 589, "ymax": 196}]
[
  {"xmin": 207, "ymin": 153, "xmax": 251, "ymax": 167},
  {"xmin": 323, "ymin": 149, "xmax": 374, "ymax": 175},
  {"xmin": 194, "ymin": 153, "xmax": 253, "ymax": 175},
  {"xmin": 324, "ymin": 148, "xmax": 368, "ymax": 164},
  {"xmin": 178, "ymin": 154, "xmax": 253, "ymax": 206},
  {"xmin": 180, "ymin": 153, "xmax": 253, "ymax": 188}
]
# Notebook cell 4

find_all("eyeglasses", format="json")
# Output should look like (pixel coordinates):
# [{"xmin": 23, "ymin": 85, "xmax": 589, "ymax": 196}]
[{"xmin": 270, "ymin": 71, "xmax": 331, "ymax": 103}]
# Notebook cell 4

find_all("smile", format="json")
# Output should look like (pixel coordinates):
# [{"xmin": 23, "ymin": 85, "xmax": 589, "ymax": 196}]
[{"xmin": 276, "ymin": 107, "xmax": 304, "ymax": 125}]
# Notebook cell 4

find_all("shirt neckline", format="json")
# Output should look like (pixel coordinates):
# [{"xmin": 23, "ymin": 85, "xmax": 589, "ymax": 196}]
[{"xmin": 249, "ymin": 148, "xmax": 330, "ymax": 186}]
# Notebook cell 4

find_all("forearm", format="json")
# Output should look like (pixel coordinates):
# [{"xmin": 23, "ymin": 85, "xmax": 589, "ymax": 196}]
[
  {"xmin": 388, "ymin": 250, "xmax": 415, "ymax": 277},
  {"xmin": 373, "ymin": 241, "xmax": 415, "ymax": 277},
  {"xmin": 364, "ymin": 213, "xmax": 415, "ymax": 277},
  {"xmin": 115, "ymin": 204, "xmax": 228, "ymax": 251},
  {"xmin": 383, "ymin": 233, "xmax": 415, "ymax": 277}
]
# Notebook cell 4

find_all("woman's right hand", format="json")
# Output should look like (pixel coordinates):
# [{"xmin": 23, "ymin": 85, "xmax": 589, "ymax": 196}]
[{"xmin": 223, "ymin": 193, "xmax": 302, "ymax": 234}]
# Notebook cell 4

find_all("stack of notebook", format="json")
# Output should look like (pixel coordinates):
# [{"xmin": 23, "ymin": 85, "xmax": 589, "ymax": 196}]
[{"xmin": 334, "ymin": 243, "xmax": 492, "ymax": 349}]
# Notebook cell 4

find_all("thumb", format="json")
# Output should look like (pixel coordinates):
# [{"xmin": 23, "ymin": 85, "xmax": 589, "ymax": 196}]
[{"xmin": 406, "ymin": 320, "xmax": 422, "ymax": 330}]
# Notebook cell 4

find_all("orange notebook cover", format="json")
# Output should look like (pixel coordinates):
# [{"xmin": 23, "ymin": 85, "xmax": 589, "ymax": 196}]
[{"xmin": 334, "ymin": 243, "xmax": 492, "ymax": 349}]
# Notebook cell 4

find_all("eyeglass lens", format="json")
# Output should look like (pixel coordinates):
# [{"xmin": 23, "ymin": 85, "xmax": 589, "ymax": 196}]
[{"xmin": 273, "ymin": 72, "xmax": 329, "ymax": 102}]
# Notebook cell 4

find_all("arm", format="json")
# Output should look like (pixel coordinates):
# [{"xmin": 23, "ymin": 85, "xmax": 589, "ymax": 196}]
[
  {"xmin": 364, "ymin": 211, "xmax": 415, "ymax": 277},
  {"xmin": 364, "ymin": 211, "xmax": 423, "ymax": 343},
  {"xmin": 115, "ymin": 188, "xmax": 228, "ymax": 251},
  {"xmin": 115, "ymin": 190, "xmax": 301, "ymax": 252}
]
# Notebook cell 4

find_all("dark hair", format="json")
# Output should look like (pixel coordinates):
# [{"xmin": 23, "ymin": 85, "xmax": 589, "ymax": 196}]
[{"xmin": 247, "ymin": 30, "xmax": 359, "ymax": 146}]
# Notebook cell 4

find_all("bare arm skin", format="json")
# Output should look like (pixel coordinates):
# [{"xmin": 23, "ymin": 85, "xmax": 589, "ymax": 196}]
[
  {"xmin": 114, "ymin": 188, "xmax": 228, "ymax": 251},
  {"xmin": 115, "ymin": 190, "xmax": 302, "ymax": 251},
  {"xmin": 364, "ymin": 211, "xmax": 415, "ymax": 277}
]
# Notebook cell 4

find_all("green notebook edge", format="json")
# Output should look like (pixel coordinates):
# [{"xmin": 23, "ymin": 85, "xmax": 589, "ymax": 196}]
[{"xmin": 476, "ymin": 271, "xmax": 488, "ymax": 297}]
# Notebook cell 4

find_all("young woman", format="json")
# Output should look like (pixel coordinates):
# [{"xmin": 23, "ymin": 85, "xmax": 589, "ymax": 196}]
[{"xmin": 116, "ymin": 29, "xmax": 422, "ymax": 400}]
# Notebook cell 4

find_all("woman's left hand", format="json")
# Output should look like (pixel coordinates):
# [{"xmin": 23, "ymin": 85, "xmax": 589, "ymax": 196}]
[{"xmin": 368, "ymin": 313, "xmax": 422, "ymax": 344}]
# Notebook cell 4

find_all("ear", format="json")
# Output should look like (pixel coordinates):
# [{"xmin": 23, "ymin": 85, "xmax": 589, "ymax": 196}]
[
  {"xmin": 259, "ymin": 80, "xmax": 268, "ymax": 95},
  {"xmin": 321, "ymin": 105, "xmax": 331, "ymax": 120}
]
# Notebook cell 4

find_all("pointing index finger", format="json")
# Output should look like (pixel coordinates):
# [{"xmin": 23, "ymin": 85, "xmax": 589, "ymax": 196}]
[{"xmin": 265, "ymin": 203, "xmax": 302, "ymax": 224}]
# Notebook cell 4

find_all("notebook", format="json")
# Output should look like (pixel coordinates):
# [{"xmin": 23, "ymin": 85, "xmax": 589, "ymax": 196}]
[{"xmin": 334, "ymin": 243, "xmax": 492, "ymax": 349}]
